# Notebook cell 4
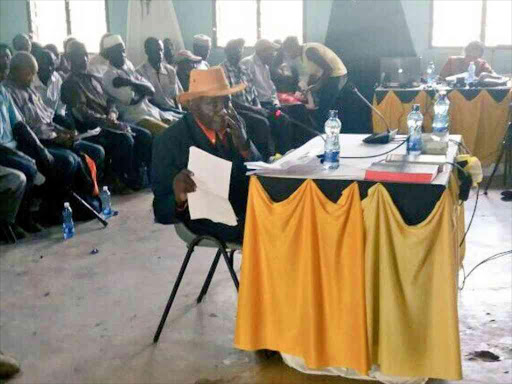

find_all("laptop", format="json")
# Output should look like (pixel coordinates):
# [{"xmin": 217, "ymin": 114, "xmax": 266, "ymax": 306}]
[{"xmin": 380, "ymin": 57, "xmax": 422, "ymax": 88}]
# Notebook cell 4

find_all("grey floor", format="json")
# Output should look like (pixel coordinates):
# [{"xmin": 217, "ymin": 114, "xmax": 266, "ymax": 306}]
[{"xmin": 0, "ymin": 185, "xmax": 511, "ymax": 384}]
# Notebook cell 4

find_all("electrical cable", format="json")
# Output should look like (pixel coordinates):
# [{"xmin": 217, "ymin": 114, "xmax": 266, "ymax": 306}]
[
  {"xmin": 459, "ymin": 250, "xmax": 512, "ymax": 290},
  {"xmin": 339, "ymin": 137, "xmax": 409, "ymax": 159},
  {"xmin": 459, "ymin": 184, "xmax": 480, "ymax": 248}
]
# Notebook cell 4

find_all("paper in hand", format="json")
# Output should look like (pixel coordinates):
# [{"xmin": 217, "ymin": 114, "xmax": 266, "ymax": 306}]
[{"xmin": 187, "ymin": 146, "xmax": 238, "ymax": 226}]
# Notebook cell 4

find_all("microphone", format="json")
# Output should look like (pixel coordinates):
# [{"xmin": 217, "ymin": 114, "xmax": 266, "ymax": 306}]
[
  {"xmin": 274, "ymin": 109, "xmax": 326, "ymax": 142},
  {"xmin": 345, "ymin": 82, "xmax": 397, "ymax": 144}
]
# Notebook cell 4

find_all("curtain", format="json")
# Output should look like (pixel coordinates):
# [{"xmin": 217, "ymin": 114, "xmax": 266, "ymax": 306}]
[{"xmin": 126, "ymin": 0, "xmax": 184, "ymax": 67}]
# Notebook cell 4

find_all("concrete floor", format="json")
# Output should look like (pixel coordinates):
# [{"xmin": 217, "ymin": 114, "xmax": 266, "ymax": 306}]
[{"xmin": 0, "ymin": 185, "xmax": 511, "ymax": 384}]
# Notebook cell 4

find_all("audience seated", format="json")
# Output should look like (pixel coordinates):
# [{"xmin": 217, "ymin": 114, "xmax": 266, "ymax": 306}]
[
  {"xmin": 192, "ymin": 34, "xmax": 211, "ymax": 70},
  {"xmin": 152, "ymin": 67, "xmax": 261, "ymax": 242},
  {"xmin": 88, "ymin": 33, "xmax": 114, "ymax": 77},
  {"xmin": 440, "ymin": 41, "xmax": 494, "ymax": 80},
  {"xmin": 3, "ymin": 52, "xmax": 104, "ymax": 188},
  {"xmin": 12, "ymin": 34, "xmax": 31, "ymax": 53},
  {"xmin": 175, "ymin": 50, "xmax": 202, "ymax": 91},
  {"xmin": 61, "ymin": 41, "xmax": 153, "ymax": 191},
  {"xmin": 282, "ymin": 36, "xmax": 348, "ymax": 130},
  {"xmin": 101, "ymin": 35, "xmax": 179, "ymax": 136},
  {"xmin": 137, "ymin": 37, "xmax": 184, "ymax": 112},
  {"xmin": 0, "ymin": 84, "xmax": 51, "ymax": 235},
  {"xmin": 222, "ymin": 38, "xmax": 290, "ymax": 157},
  {"xmin": 0, "ymin": 43, "xmax": 12, "ymax": 82}
]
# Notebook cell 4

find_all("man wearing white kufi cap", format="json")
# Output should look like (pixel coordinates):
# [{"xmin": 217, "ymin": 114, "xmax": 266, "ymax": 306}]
[
  {"xmin": 192, "ymin": 34, "xmax": 211, "ymax": 70},
  {"xmin": 102, "ymin": 35, "xmax": 181, "ymax": 136}
]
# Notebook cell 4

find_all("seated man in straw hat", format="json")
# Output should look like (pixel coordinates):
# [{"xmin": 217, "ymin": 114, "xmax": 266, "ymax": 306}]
[
  {"xmin": 101, "ymin": 35, "xmax": 181, "ymax": 136},
  {"xmin": 152, "ymin": 67, "xmax": 262, "ymax": 242}
]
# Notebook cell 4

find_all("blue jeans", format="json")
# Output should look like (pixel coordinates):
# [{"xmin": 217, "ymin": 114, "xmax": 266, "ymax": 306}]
[{"xmin": 313, "ymin": 74, "xmax": 348, "ymax": 131}]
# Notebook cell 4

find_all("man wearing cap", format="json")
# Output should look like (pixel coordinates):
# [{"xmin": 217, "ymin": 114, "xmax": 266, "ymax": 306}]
[
  {"xmin": 137, "ymin": 37, "xmax": 184, "ymax": 112},
  {"xmin": 241, "ymin": 39, "xmax": 280, "ymax": 110},
  {"xmin": 152, "ymin": 67, "xmax": 261, "ymax": 242},
  {"xmin": 175, "ymin": 50, "xmax": 203, "ymax": 91},
  {"xmin": 62, "ymin": 40, "xmax": 153, "ymax": 190},
  {"xmin": 101, "ymin": 34, "xmax": 180, "ymax": 136},
  {"xmin": 89, "ymin": 33, "xmax": 116, "ymax": 77},
  {"xmin": 192, "ymin": 34, "xmax": 212, "ymax": 70}
]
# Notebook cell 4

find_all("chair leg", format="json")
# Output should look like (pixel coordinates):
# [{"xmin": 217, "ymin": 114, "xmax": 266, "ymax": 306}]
[
  {"xmin": 229, "ymin": 250, "xmax": 235, "ymax": 269},
  {"xmin": 221, "ymin": 248, "xmax": 239, "ymax": 291},
  {"xmin": 484, "ymin": 146, "xmax": 505, "ymax": 195},
  {"xmin": 1, "ymin": 223, "xmax": 16, "ymax": 244},
  {"xmin": 153, "ymin": 247, "xmax": 195, "ymax": 343},
  {"xmin": 197, "ymin": 249, "xmax": 222, "ymax": 304}
]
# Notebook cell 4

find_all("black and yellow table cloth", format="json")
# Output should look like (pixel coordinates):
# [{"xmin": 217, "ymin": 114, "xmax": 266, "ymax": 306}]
[
  {"xmin": 235, "ymin": 173, "xmax": 465, "ymax": 380},
  {"xmin": 372, "ymin": 87, "xmax": 511, "ymax": 166}
]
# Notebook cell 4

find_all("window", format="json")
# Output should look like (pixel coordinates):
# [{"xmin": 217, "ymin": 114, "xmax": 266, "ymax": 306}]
[
  {"xmin": 214, "ymin": 0, "xmax": 303, "ymax": 47},
  {"xmin": 431, "ymin": 0, "xmax": 512, "ymax": 47},
  {"xmin": 29, "ymin": 0, "xmax": 108, "ymax": 53}
]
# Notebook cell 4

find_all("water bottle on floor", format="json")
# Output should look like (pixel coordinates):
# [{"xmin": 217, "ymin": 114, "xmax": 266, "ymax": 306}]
[
  {"xmin": 466, "ymin": 61, "xmax": 476, "ymax": 85},
  {"xmin": 62, "ymin": 202, "xmax": 75, "ymax": 240},
  {"xmin": 407, "ymin": 104, "xmax": 423, "ymax": 156},
  {"xmin": 100, "ymin": 186, "xmax": 112, "ymax": 219},
  {"xmin": 426, "ymin": 61, "xmax": 436, "ymax": 85},
  {"xmin": 323, "ymin": 110, "xmax": 341, "ymax": 170},
  {"xmin": 432, "ymin": 91, "xmax": 450, "ymax": 142}
]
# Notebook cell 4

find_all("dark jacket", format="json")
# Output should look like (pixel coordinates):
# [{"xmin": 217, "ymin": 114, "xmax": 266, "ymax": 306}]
[{"xmin": 152, "ymin": 113, "xmax": 261, "ymax": 225}]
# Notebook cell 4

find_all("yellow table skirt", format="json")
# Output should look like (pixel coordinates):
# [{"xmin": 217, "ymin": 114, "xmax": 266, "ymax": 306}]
[
  {"xmin": 372, "ymin": 89, "xmax": 511, "ymax": 166},
  {"xmin": 235, "ymin": 176, "xmax": 465, "ymax": 380}
]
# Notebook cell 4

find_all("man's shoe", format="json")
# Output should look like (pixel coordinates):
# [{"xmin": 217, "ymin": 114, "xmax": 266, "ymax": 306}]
[
  {"xmin": 500, "ymin": 190, "xmax": 512, "ymax": 198},
  {"xmin": 0, "ymin": 351, "xmax": 20, "ymax": 379}
]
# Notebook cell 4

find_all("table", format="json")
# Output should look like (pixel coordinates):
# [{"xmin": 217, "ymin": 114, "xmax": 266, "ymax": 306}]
[
  {"xmin": 372, "ymin": 86, "xmax": 511, "ymax": 166},
  {"xmin": 234, "ymin": 134, "xmax": 465, "ymax": 382}
]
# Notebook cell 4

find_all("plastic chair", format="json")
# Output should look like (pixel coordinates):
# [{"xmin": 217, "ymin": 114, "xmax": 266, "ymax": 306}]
[{"xmin": 153, "ymin": 222, "xmax": 241, "ymax": 343}]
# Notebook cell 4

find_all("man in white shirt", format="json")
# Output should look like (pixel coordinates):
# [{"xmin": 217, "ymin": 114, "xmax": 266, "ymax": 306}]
[
  {"xmin": 101, "ymin": 35, "xmax": 179, "ymax": 136},
  {"xmin": 241, "ymin": 39, "xmax": 280, "ymax": 110},
  {"xmin": 137, "ymin": 37, "xmax": 183, "ymax": 112},
  {"xmin": 32, "ymin": 49, "xmax": 66, "ymax": 117}
]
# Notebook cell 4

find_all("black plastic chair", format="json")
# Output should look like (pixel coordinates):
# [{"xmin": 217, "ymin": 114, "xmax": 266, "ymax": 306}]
[{"xmin": 153, "ymin": 223, "xmax": 241, "ymax": 343}]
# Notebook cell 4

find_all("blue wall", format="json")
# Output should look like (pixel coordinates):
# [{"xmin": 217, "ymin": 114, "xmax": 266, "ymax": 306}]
[{"xmin": 1, "ymin": 0, "xmax": 510, "ymax": 74}]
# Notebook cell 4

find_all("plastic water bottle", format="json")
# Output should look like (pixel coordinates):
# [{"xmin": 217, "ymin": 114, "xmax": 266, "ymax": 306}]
[
  {"xmin": 432, "ymin": 91, "xmax": 450, "ymax": 142},
  {"xmin": 100, "ymin": 186, "xmax": 112, "ymax": 219},
  {"xmin": 407, "ymin": 104, "xmax": 423, "ymax": 156},
  {"xmin": 467, "ymin": 61, "xmax": 476, "ymax": 85},
  {"xmin": 62, "ymin": 202, "xmax": 75, "ymax": 240},
  {"xmin": 323, "ymin": 110, "xmax": 341, "ymax": 170},
  {"xmin": 426, "ymin": 61, "xmax": 436, "ymax": 85},
  {"xmin": 140, "ymin": 164, "xmax": 149, "ymax": 188}
]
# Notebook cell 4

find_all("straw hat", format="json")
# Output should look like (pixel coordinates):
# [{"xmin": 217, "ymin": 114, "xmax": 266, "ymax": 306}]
[{"xmin": 177, "ymin": 67, "xmax": 245, "ymax": 104}]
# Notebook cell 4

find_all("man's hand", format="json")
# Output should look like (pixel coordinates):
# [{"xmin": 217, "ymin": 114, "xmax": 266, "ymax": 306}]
[
  {"xmin": 53, "ymin": 131, "xmax": 75, "ymax": 148},
  {"xmin": 225, "ymin": 105, "xmax": 250, "ymax": 153},
  {"xmin": 173, "ymin": 169, "xmax": 196, "ymax": 205},
  {"xmin": 112, "ymin": 76, "xmax": 133, "ymax": 88}
]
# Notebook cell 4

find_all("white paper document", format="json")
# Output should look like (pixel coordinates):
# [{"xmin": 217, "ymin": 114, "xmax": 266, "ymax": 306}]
[{"xmin": 187, "ymin": 147, "xmax": 238, "ymax": 226}]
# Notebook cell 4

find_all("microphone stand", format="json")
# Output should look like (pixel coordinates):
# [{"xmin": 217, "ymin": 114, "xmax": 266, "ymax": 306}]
[{"xmin": 348, "ymin": 83, "xmax": 397, "ymax": 144}]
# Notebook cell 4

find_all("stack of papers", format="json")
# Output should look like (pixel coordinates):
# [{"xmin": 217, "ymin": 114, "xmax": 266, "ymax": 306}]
[{"xmin": 187, "ymin": 147, "xmax": 238, "ymax": 226}]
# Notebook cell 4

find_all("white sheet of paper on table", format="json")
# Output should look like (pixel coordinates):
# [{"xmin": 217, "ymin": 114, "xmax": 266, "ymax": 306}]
[{"xmin": 187, "ymin": 146, "xmax": 238, "ymax": 226}]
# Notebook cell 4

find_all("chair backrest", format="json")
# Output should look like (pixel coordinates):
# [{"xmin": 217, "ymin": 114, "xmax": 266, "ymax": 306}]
[{"xmin": 174, "ymin": 222, "xmax": 242, "ymax": 250}]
